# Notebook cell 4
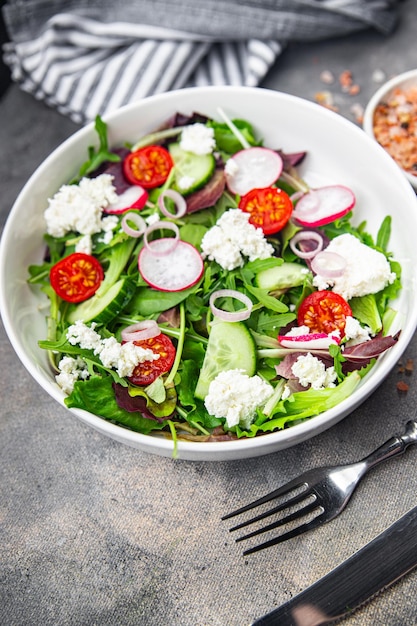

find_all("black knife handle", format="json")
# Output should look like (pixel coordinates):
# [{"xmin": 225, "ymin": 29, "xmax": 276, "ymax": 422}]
[{"xmin": 252, "ymin": 506, "xmax": 417, "ymax": 625}]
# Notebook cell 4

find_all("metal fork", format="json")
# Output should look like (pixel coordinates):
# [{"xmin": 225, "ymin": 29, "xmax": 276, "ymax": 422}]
[{"xmin": 223, "ymin": 420, "xmax": 417, "ymax": 555}]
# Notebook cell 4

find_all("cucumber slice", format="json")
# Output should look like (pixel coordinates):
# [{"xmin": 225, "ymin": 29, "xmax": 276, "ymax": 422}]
[
  {"xmin": 169, "ymin": 143, "xmax": 215, "ymax": 195},
  {"xmin": 194, "ymin": 321, "xmax": 256, "ymax": 400},
  {"xmin": 66, "ymin": 277, "xmax": 135, "ymax": 324},
  {"xmin": 255, "ymin": 262, "xmax": 308, "ymax": 291}
]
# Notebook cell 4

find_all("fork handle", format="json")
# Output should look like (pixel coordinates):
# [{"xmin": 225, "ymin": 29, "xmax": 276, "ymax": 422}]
[{"xmin": 360, "ymin": 420, "xmax": 417, "ymax": 471}]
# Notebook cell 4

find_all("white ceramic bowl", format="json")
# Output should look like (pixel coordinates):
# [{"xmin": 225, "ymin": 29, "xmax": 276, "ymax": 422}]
[
  {"xmin": 2, "ymin": 86, "xmax": 417, "ymax": 461},
  {"xmin": 363, "ymin": 68, "xmax": 417, "ymax": 190}
]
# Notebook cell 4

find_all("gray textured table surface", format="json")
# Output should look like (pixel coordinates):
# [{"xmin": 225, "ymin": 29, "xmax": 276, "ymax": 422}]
[{"xmin": 1, "ymin": 3, "xmax": 417, "ymax": 625}]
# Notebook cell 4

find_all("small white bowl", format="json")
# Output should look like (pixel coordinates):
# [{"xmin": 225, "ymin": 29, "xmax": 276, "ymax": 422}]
[
  {"xmin": 363, "ymin": 68, "xmax": 417, "ymax": 190},
  {"xmin": 2, "ymin": 86, "xmax": 417, "ymax": 461}
]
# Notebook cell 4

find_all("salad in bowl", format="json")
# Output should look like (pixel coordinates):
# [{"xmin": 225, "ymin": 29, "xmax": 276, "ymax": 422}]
[{"xmin": 2, "ymin": 87, "xmax": 416, "ymax": 460}]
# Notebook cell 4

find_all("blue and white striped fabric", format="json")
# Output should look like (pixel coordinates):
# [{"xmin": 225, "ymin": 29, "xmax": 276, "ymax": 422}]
[{"xmin": 2, "ymin": 0, "xmax": 400, "ymax": 125}]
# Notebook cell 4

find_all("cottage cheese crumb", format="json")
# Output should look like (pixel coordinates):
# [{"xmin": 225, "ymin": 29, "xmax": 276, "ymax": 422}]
[
  {"xmin": 56, "ymin": 355, "xmax": 89, "ymax": 394},
  {"xmin": 344, "ymin": 315, "xmax": 372, "ymax": 345},
  {"xmin": 204, "ymin": 369, "xmax": 273, "ymax": 429},
  {"xmin": 201, "ymin": 209, "xmax": 274, "ymax": 270},
  {"xmin": 63, "ymin": 321, "xmax": 159, "ymax": 383},
  {"xmin": 292, "ymin": 353, "xmax": 337, "ymax": 390},
  {"xmin": 313, "ymin": 234, "xmax": 396, "ymax": 300},
  {"xmin": 44, "ymin": 174, "xmax": 118, "ymax": 238},
  {"xmin": 179, "ymin": 123, "xmax": 216, "ymax": 155},
  {"xmin": 75, "ymin": 234, "xmax": 93, "ymax": 255}
]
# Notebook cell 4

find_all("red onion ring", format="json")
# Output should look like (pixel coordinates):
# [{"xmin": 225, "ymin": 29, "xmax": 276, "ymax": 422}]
[
  {"xmin": 289, "ymin": 230, "xmax": 324, "ymax": 259},
  {"xmin": 311, "ymin": 250, "xmax": 347, "ymax": 278},
  {"xmin": 144, "ymin": 220, "xmax": 180, "ymax": 257},
  {"xmin": 158, "ymin": 189, "xmax": 187, "ymax": 219},
  {"xmin": 121, "ymin": 320, "xmax": 160, "ymax": 343},
  {"xmin": 209, "ymin": 289, "xmax": 253, "ymax": 322},
  {"xmin": 121, "ymin": 212, "xmax": 147, "ymax": 238}
]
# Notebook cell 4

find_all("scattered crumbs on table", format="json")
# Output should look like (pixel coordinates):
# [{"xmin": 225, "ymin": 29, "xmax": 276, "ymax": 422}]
[
  {"xmin": 405, "ymin": 358, "xmax": 414, "ymax": 375},
  {"xmin": 397, "ymin": 380, "xmax": 410, "ymax": 393},
  {"xmin": 350, "ymin": 102, "xmax": 364, "ymax": 124},
  {"xmin": 319, "ymin": 69, "xmax": 335, "ymax": 84},
  {"xmin": 372, "ymin": 68, "xmax": 387, "ymax": 84},
  {"xmin": 314, "ymin": 90, "xmax": 339, "ymax": 112}
]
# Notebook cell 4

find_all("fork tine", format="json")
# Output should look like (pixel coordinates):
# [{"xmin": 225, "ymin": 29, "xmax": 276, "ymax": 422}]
[
  {"xmin": 221, "ymin": 476, "xmax": 309, "ymax": 520},
  {"xmin": 235, "ymin": 499, "xmax": 320, "ymax": 542},
  {"xmin": 242, "ymin": 511, "xmax": 326, "ymax": 556},
  {"xmin": 229, "ymin": 489, "xmax": 312, "ymax": 532}
]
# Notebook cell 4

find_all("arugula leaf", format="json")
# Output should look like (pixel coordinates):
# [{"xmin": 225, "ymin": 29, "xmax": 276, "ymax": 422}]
[{"xmin": 71, "ymin": 116, "xmax": 121, "ymax": 183}]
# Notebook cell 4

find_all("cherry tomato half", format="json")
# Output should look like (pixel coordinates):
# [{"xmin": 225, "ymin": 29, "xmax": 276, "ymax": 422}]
[
  {"xmin": 127, "ymin": 333, "xmax": 176, "ymax": 386},
  {"xmin": 50, "ymin": 252, "xmax": 104, "ymax": 303},
  {"xmin": 123, "ymin": 145, "xmax": 173, "ymax": 189},
  {"xmin": 298, "ymin": 290, "xmax": 352, "ymax": 337},
  {"xmin": 239, "ymin": 187, "xmax": 293, "ymax": 235}
]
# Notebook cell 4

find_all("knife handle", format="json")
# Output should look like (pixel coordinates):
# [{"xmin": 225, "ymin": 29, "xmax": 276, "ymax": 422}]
[{"xmin": 360, "ymin": 419, "xmax": 417, "ymax": 471}]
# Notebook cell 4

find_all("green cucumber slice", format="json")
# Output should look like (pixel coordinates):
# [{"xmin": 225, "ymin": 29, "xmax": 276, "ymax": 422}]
[
  {"xmin": 255, "ymin": 262, "xmax": 308, "ymax": 291},
  {"xmin": 66, "ymin": 277, "xmax": 135, "ymax": 324},
  {"xmin": 169, "ymin": 143, "xmax": 215, "ymax": 195},
  {"xmin": 194, "ymin": 321, "xmax": 256, "ymax": 400}
]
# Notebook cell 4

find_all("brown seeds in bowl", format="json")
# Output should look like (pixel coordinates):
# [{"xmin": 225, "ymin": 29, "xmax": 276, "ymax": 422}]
[{"xmin": 373, "ymin": 85, "xmax": 417, "ymax": 176}]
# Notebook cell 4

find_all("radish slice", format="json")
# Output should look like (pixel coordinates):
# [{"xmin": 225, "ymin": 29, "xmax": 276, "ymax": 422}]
[
  {"xmin": 292, "ymin": 185, "xmax": 355, "ymax": 227},
  {"xmin": 311, "ymin": 250, "xmax": 347, "ymax": 278},
  {"xmin": 289, "ymin": 230, "xmax": 324, "ymax": 259},
  {"xmin": 209, "ymin": 289, "xmax": 253, "ymax": 322},
  {"xmin": 138, "ymin": 240, "xmax": 204, "ymax": 292},
  {"xmin": 121, "ymin": 212, "xmax": 147, "ymax": 238},
  {"xmin": 105, "ymin": 185, "xmax": 148, "ymax": 214},
  {"xmin": 121, "ymin": 320, "xmax": 160, "ymax": 343},
  {"xmin": 278, "ymin": 332, "xmax": 341, "ymax": 350},
  {"xmin": 225, "ymin": 147, "xmax": 283, "ymax": 196},
  {"xmin": 158, "ymin": 189, "xmax": 187, "ymax": 219},
  {"xmin": 144, "ymin": 221, "xmax": 180, "ymax": 257}
]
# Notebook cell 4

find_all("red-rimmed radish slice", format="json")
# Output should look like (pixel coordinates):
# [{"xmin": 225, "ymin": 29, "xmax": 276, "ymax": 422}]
[
  {"xmin": 225, "ymin": 147, "xmax": 283, "ymax": 196},
  {"xmin": 121, "ymin": 320, "xmax": 160, "ymax": 342},
  {"xmin": 144, "ymin": 220, "xmax": 180, "ymax": 257},
  {"xmin": 278, "ymin": 332, "xmax": 341, "ymax": 350},
  {"xmin": 138, "ymin": 240, "xmax": 204, "ymax": 292},
  {"xmin": 311, "ymin": 250, "xmax": 347, "ymax": 278},
  {"xmin": 209, "ymin": 289, "xmax": 253, "ymax": 322},
  {"xmin": 289, "ymin": 230, "xmax": 324, "ymax": 259},
  {"xmin": 292, "ymin": 185, "xmax": 355, "ymax": 227},
  {"xmin": 158, "ymin": 189, "xmax": 187, "ymax": 219},
  {"xmin": 105, "ymin": 185, "xmax": 148, "ymax": 214},
  {"xmin": 121, "ymin": 212, "xmax": 147, "ymax": 238}
]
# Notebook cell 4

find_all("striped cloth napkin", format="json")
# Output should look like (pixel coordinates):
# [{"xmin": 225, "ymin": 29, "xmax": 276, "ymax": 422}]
[{"xmin": 2, "ymin": 0, "xmax": 400, "ymax": 125}]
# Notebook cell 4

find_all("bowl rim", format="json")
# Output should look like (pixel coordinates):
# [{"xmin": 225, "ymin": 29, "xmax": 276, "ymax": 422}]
[
  {"xmin": 362, "ymin": 68, "xmax": 417, "ymax": 189},
  {"xmin": 2, "ymin": 84, "xmax": 417, "ymax": 460}
]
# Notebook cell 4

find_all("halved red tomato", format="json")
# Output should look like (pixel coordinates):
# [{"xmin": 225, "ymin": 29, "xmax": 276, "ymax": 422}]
[
  {"xmin": 127, "ymin": 333, "xmax": 176, "ymax": 386},
  {"xmin": 239, "ymin": 186, "xmax": 293, "ymax": 235},
  {"xmin": 123, "ymin": 145, "xmax": 173, "ymax": 189},
  {"xmin": 50, "ymin": 252, "xmax": 104, "ymax": 303},
  {"xmin": 298, "ymin": 290, "xmax": 352, "ymax": 337}
]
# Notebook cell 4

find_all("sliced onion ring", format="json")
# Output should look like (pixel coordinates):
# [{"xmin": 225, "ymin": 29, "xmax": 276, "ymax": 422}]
[
  {"xmin": 121, "ymin": 212, "xmax": 147, "ymax": 238},
  {"xmin": 311, "ymin": 250, "xmax": 347, "ymax": 278},
  {"xmin": 289, "ymin": 230, "xmax": 324, "ymax": 259},
  {"xmin": 209, "ymin": 289, "xmax": 253, "ymax": 322},
  {"xmin": 121, "ymin": 320, "xmax": 160, "ymax": 343},
  {"xmin": 144, "ymin": 220, "xmax": 180, "ymax": 257},
  {"xmin": 158, "ymin": 189, "xmax": 187, "ymax": 219}
]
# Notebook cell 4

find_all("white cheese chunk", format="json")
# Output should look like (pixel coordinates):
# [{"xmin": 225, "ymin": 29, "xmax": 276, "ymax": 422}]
[
  {"xmin": 312, "ymin": 233, "xmax": 396, "ymax": 300},
  {"xmin": 204, "ymin": 369, "xmax": 273, "ymax": 429},
  {"xmin": 201, "ymin": 208, "xmax": 274, "ymax": 270},
  {"xmin": 179, "ymin": 123, "xmax": 216, "ymax": 155}
]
